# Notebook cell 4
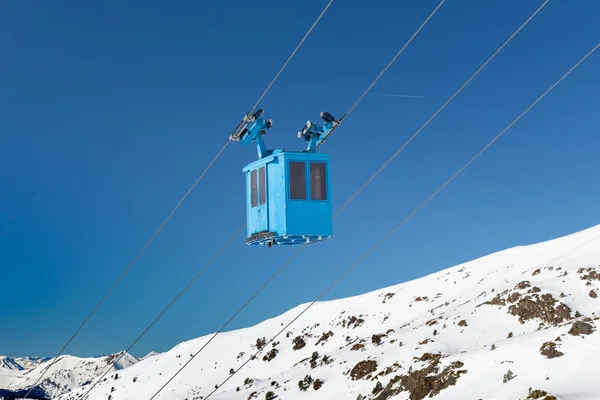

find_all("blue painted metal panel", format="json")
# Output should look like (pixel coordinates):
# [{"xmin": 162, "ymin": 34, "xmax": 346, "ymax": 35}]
[
  {"xmin": 244, "ymin": 159, "xmax": 269, "ymax": 237},
  {"xmin": 283, "ymin": 152, "xmax": 332, "ymax": 241},
  {"xmin": 267, "ymin": 156, "xmax": 286, "ymax": 236},
  {"xmin": 242, "ymin": 150, "xmax": 333, "ymax": 246},
  {"xmin": 257, "ymin": 165, "xmax": 268, "ymax": 232}
]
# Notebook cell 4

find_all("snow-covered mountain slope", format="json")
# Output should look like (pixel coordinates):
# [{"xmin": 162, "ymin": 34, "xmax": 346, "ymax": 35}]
[
  {"xmin": 0, "ymin": 356, "xmax": 50, "ymax": 394},
  {"xmin": 0, "ymin": 356, "xmax": 50, "ymax": 371},
  {"xmin": 140, "ymin": 351, "xmax": 160, "ymax": 361},
  {"xmin": 1, "ymin": 352, "xmax": 138, "ymax": 399},
  {"xmin": 54, "ymin": 224, "xmax": 600, "ymax": 400}
]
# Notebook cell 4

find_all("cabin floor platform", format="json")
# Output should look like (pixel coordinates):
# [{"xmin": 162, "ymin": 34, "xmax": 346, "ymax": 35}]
[{"xmin": 246, "ymin": 231, "xmax": 331, "ymax": 247}]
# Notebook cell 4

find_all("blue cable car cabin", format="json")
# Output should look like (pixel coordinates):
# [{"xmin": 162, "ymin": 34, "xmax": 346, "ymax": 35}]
[
  {"xmin": 243, "ymin": 151, "xmax": 332, "ymax": 246},
  {"xmin": 231, "ymin": 109, "xmax": 339, "ymax": 247}
]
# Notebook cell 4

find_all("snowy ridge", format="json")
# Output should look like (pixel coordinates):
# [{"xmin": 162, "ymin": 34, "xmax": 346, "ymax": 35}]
[
  {"xmin": 141, "ymin": 351, "xmax": 160, "ymax": 361},
  {"xmin": 1, "ymin": 352, "xmax": 139, "ymax": 399},
  {"xmin": 0, "ymin": 356, "xmax": 49, "ymax": 371},
  {"xmin": 0, "ymin": 224, "xmax": 596, "ymax": 399},
  {"xmin": 52, "ymin": 223, "xmax": 600, "ymax": 400}
]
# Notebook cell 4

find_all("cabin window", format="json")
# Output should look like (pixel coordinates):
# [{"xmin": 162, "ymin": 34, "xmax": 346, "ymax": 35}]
[
  {"xmin": 259, "ymin": 166, "xmax": 266, "ymax": 205},
  {"xmin": 250, "ymin": 169, "xmax": 258, "ymax": 207},
  {"xmin": 289, "ymin": 161, "xmax": 307, "ymax": 200},
  {"xmin": 310, "ymin": 162, "xmax": 327, "ymax": 200}
]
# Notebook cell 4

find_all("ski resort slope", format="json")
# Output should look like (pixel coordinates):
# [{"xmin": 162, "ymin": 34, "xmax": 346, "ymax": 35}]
[{"xmin": 60, "ymin": 224, "xmax": 600, "ymax": 400}]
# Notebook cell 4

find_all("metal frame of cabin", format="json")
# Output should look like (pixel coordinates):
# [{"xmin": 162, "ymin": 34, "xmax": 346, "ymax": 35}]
[{"xmin": 231, "ymin": 109, "xmax": 339, "ymax": 247}]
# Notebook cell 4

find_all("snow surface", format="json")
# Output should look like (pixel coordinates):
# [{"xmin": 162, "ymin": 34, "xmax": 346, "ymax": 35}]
[
  {"xmin": 0, "ymin": 357, "xmax": 50, "ymax": 391},
  {"xmin": 0, "ymin": 356, "xmax": 49, "ymax": 371},
  {"xmin": 0, "ymin": 352, "xmax": 138, "ymax": 398},
  {"xmin": 141, "ymin": 351, "xmax": 160, "ymax": 361},
  {"xmin": 8, "ymin": 224, "xmax": 600, "ymax": 400}
]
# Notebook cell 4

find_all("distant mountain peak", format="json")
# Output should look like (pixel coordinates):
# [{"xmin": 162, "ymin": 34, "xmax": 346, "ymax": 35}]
[
  {"xmin": 0, "ymin": 351, "xmax": 139, "ymax": 398},
  {"xmin": 0, "ymin": 356, "xmax": 50, "ymax": 371}
]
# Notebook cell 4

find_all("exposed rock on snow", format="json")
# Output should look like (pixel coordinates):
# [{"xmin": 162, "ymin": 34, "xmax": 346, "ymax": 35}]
[{"xmin": 7, "ymin": 224, "xmax": 600, "ymax": 400}]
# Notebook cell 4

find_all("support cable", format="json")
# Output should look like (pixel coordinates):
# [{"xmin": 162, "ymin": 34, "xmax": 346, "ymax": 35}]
[
  {"xmin": 314, "ymin": 0, "xmax": 448, "ymax": 151},
  {"xmin": 25, "ymin": 0, "xmax": 335, "ymax": 396},
  {"xmin": 77, "ymin": 225, "xmax": 246, "ymax": 399},
  {"xmin": 249, "ymin": 0, "xmax": 335, "ymax": 114},
  {"xmin": 34, "ymin": 1, "xmax": 338, "ymax": 398},
  {"xmin": 333, "ymin": 0, "xmax": 550, "ymax": 216},
  {"xmin": 203, "ymin": 39, "xmax": 600, "ymax": 400},
  {"xmin": 24, "ymin": 135, "xmax": 230, "ymax": 398},
  {"xmin": 146, "ymin": 1, "xmax": 447, "ymax": 398},
  {"xmin": 147, "ymin": 2, "xmax": 549, "ymax": 397}
]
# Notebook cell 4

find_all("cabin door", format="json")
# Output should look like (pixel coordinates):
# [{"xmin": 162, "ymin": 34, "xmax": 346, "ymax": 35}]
[{"xmin": 249, "ymin": 166, "xmax": 269, "ymax": 234}]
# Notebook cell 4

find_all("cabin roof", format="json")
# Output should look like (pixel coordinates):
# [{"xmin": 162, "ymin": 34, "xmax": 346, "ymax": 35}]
[{"xmin": 242, "ymin": 150, "xmax": 330, "ymax": 172}]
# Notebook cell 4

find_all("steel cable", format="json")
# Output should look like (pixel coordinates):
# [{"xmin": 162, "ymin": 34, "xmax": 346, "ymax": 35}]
[{"xmin": 203, "ymin": 39, "xmax": 600, "ymax": 400}]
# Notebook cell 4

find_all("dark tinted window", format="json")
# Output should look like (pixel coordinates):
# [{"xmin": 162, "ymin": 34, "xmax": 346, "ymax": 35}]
[
  {"xmin": 289, "ymin": 161, "xmax": 306, "ymax": 200},
  {"xmin": 250, "ymin": 169, "xmax": 258, "ymax": 207},
  {"xmin": 310, "ymin": 162, "xmax": 327, "ymax": 200},
  {"xmin": 259, "ymin": 166, "xmax": 266, "ymax": 205}
]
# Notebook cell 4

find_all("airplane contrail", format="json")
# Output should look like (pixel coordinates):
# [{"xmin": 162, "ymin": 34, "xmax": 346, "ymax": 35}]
[{"xmin": 370, "ymin": 93, "xmax": 425, "ymax": 99}]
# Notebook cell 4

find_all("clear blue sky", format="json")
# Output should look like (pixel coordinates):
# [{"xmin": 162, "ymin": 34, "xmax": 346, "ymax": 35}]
[{"xmin": 1, "ymin": 0, "xmax": 599, "ymax": 358}]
